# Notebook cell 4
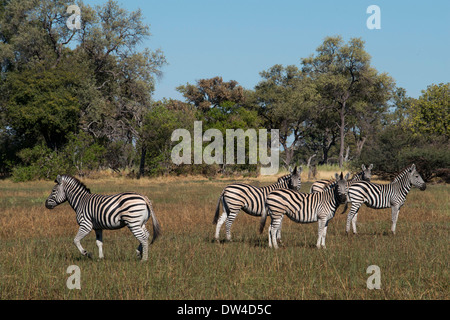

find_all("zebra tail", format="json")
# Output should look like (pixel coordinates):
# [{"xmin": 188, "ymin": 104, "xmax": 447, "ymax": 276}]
[
  {"xmin": 340, "ymin": 202, "xmax": 349, "ymax": 215},
  {"xmin": 145, "ymin": 197, "xmax": 161, "ymax": 244},
  {"xmin": 212, "ymin": 193, "xmax": 223, "ymax": 224},
  {"xmin": 259, "ymin": 207, "xmax": 268, "ymax": 234}
]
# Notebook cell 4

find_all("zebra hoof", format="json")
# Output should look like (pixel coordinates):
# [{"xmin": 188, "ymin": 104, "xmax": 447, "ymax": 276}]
[{"xmin": 85, "ymin": 251, "xmax": 93, "ymax": 259}]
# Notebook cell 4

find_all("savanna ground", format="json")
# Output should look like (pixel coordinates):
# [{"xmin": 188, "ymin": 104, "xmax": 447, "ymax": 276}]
[{"xmin": 0, "ymin": 170, "xmax": 448, "ymax": 300}]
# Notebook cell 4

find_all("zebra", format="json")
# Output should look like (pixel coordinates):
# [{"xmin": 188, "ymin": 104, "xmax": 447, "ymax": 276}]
[
  {"xmin": 261, "ymin": 172, "xmax": 350, "ymax": 249},
  {"xmin": 45, "ymin": 175, "xmax": 161, "ymax": 261},
  {"xmin": 310, "ymin": 164, "xmax": 373, "ymax": 193},
  {"xmin": 213, "ymin": 166, "xmax": 302, "ymax": 242},
  {"xmin": 342, "ymin": 164, "xmax": 426, "ymax": 235}
]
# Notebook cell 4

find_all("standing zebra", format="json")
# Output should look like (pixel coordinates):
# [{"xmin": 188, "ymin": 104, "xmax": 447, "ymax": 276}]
[
  {"xmin": 310, "ymin": 164, "xmax": 373, "ymax": 193},
  {"xmin": 45, "ymin": 175, "xmax": 161, "ymax": 261},
  {"xmin": 261, "ymin": 172, "xmax": 350, "ymax": 249},
  {"xmin": 213, "ymin": 166, "xmax": 302, "ymax": 242},
  {"xmin": 343, "ymin": 164, "xmax": 426, "ymax": 235}
]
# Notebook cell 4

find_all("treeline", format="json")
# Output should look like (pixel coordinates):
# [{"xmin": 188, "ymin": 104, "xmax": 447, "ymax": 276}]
[{"xmin": 0, "ymin": 0, "xmax": 448, "ymax": 182}]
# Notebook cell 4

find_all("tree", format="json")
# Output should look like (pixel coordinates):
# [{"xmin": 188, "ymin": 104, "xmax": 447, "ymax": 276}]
[
  {"xmin": 301, "ymin": 36, "xmax": 394, "ymax": 167},
  {"xmin": 177, "ymin": 76, "xmax": 246, "ymax": 113},
  {"xmin": 0, "ymin": 0, "xmax": 166, "ymax": 176},
  {"xmin": 177, "ymin": 77, "xmax": 261, "ymax": 174},
  {"xmin": 409, "ymin": 83, "xmax": 449, "ymax": 139},
  {"xmin": 253, "ymin": 64, "xmax": 316, "ymax": 167},
  {"xmin": 139, "ymin": 99, "xmax": 196, "ymax": 177},
  {"xmin": 77, "ymin": 0, "xmax": 166, "ymax": 144},
  {"xmin": 2, "ymin": 67, "xmax": 84, "ymax": 150}
]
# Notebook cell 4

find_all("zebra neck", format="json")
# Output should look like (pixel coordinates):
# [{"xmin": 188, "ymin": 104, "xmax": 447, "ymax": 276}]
[
  {"xmin": 65, "ymin": 188, "xmax": 89, "ymax": 212},
  {"xmin": 392, "ymin": 178, "xmax": 411, "ymax": 199},
  {"xmin": 351, "ymin": 172, "xmax": 362, "ymax": 181},
  {"xmin": 265, "ymin": 179, "xmax": 289, "ymax": 193}
]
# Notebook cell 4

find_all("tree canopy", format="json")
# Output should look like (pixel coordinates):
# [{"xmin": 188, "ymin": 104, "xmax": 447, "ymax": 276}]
[{"xmin": 0, "ymin": 1, "xmax": 448, "ymax": 181}]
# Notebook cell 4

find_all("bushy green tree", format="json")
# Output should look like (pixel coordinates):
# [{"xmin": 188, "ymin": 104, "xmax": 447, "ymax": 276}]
[
  {"xmin": 409, "ymin": 83, "xmax": 449, "ymax": 138},
  {"xmin": 301, "ymin": 36, "xmax": 395, "ymax": 167}
]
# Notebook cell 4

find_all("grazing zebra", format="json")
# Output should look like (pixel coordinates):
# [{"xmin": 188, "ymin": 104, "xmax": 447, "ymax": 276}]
[
  {"xmin": 343, "ymin": 164, "xmax": 426, "ymax": 235},
  {"xmin": 213, "ymin": 166, "xmax": 302, "ymax": 242},
  {"xmin": 261, "ymin": 172, "xmax": 350, "ymax": 249},
  {"xmin": 45, "ymin": 175, "xmax": 161, "ymax": 261},
  {"xmin": 310, "ymin": 164, "xmax": 373, "ymax": 193}
]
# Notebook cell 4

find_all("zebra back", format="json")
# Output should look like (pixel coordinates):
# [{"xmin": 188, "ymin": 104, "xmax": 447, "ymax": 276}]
[
  {"xmin": 310, "ymin": 164, "xmax": 373, "ymax": 193},
  {"xmin": 213, "ymin": 166, "xmax": 302, "ymax": 223},
  {"xmin": 261, "ymin": 172, "xmax": 349, "ymax": 231},
  {"xmin": 343, "ymin": 164, "xmax": 426, "ymax": 213}
]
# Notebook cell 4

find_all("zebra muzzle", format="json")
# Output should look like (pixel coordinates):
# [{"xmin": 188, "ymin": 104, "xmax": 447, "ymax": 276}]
[{"xmin": 45, "ymin": 200, "xmax": 56, "ymax": 209}]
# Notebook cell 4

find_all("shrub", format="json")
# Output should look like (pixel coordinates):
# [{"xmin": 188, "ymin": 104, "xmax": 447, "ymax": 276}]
[{"xmin": 11, "ymin": 144, "xmax": 75, "ymax": 182}]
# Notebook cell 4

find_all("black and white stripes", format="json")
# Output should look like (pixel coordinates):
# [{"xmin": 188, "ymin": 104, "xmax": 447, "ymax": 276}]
[
  {"xmin": 343, "ymin": 164, "xmax": 426, "ymax": 234},
  {"xmin": 45, "ymin": 175, "xmax": 161, "ymax": 260},
  {"xmin": 261, "ymin": 172, "xmax": 350, "ymax": 249},
  {"xmin": 213, "ymin": 166, "xmax": 302, "ymax": 241},
  {"xmin": 310, "ymin": 164, "xmax": 373, "ymax": 193}
]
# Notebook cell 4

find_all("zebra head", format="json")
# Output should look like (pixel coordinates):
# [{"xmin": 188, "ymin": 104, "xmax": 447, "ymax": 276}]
[
  {"xmin": 277, "ymin": 166, "xmax": 302, "ymax": 191},
  {"xmin": 286, "ymin": 165, "xmax": 302, "ymax": 191},
  {"xmin": 408, "ymin": 164, "xmax": 426, "ymax": 191},
  {"xmin": 45, "ymin": 175, "xmax": 68, "ymax": 209},
  {"xmin": 334, "ymin": 172, "xmax": 351, "ymax": 203},
  {"xmin": 360, "ymin": 164, "xmax": 373, "ymax": 181}
]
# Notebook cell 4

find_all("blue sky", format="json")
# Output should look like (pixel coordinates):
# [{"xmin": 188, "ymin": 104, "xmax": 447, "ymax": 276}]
[{"xmin": 87, "ymin": 0, "xmax": 450, "ymax": 101}]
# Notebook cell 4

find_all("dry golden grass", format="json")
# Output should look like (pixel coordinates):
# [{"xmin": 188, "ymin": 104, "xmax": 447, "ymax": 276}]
[{"xmin": 0, "ymin": 174, "xmax": 448, "ymax": 300}]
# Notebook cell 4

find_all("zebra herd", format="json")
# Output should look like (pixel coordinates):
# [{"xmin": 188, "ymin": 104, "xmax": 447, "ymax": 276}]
[{"xmin": 45, "ymin": 163, "xmax": 426, "ymax": 260}]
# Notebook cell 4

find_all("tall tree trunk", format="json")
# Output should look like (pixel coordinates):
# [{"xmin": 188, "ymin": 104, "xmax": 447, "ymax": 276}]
[
  {"xmin": 356, "ymin": 136, "xmax": 367, "ymax": 158},
  {"xmin": 137, "ymin": 146, "xmax": 146, "ymax": 179},
  {"xmin": 339, "ymin": 102, "xmax": 346, "ymax": 168}
]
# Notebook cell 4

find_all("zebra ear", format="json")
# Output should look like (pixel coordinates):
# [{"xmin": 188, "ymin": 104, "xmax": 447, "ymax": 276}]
[
  {"xmin": 410, "ymin": 164, "xmax": 416, "ymax": 171},
  {"xmin": 369, "ymin": 164, "xmax": 373, "ymax": 170},
  {"xmin": 361, "ymin": 164, "xmax": 366, "ymax": 170},
  {"xmin": 56, "ymin": 175, "xmax": 62, "ymax": 184},
  {"xmin": 345, "ymin": 172, "xmax": 351, "ymax": 180},
  {"xmin": 297, "ymin": 166, "xmax": 302, "ymax": 173},
  {"xmin": 335, "ymin": 173, "xmax": 340, "ymax": 181}
]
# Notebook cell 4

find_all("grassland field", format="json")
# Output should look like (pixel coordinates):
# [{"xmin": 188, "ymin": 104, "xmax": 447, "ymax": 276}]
[{"xmin": 0, "ymin": 170, "xmax": 448, "ymax": 300}]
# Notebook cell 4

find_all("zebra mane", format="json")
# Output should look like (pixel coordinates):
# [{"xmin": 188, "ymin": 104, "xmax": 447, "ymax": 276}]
[
  {"xmin": 61, "ymin": 175, "xmax": 91, "ymax": 194},
  {"xmin": 277, "ymin": 172, "xmax": 292, "ymax": 183},
  {"xmin": 392, "ymin": 165, "xmax": 414, "ymax": 183},
  {"xmin": 352, "ymin": 170, "xmax": 363, "ymax": 180}
]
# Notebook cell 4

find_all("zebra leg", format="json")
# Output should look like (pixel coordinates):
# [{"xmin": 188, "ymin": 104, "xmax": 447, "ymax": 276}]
[
  {"xmin": 129, "ymin": 224, "xmax": 150, "ymax": 261},
  {"xmin": 268, "ymin": 225, "xmax": 273, "ymax": 248},
  {"xmin": 316, "ymin": 218, "xmax": 326, "ymax": 249},
  {"xmin": 269, "ymin": 215, "xmax": 282, "ymax": 249},
  {"xmin": 277, "ymin": 216, "xmax": 284, "ymax": 242},
  {"xmin": 74, "ymin": 224, "xmax": 93, "ymax": 258},
  {"xmin": 321, "ymin": 219, "xmax": 332, "ymax": 248},
  {"xmin": 351, "ymin": 212, "xmax": 359, "ymax": 234},
  {"xmin": 214, "ymin": 212, "xmax": 227, "ymax": 241},
  {"xmin": 320, "ymin": 227, "xmax": 328, "ymax": 249},
  {"xmin": 225, "ymin": 211, "xmax": 238, "ymax": 242},
  {"xmin": 391, "ymin": 205, "xmax": 400, "ymax": 235},
  {"xmin": 95, "ymin": 229, "xmax": 104, "ymax": 259},
  {"xmin": 346, "ymin": 203, "xmax": 361, "ymax": 235}
]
